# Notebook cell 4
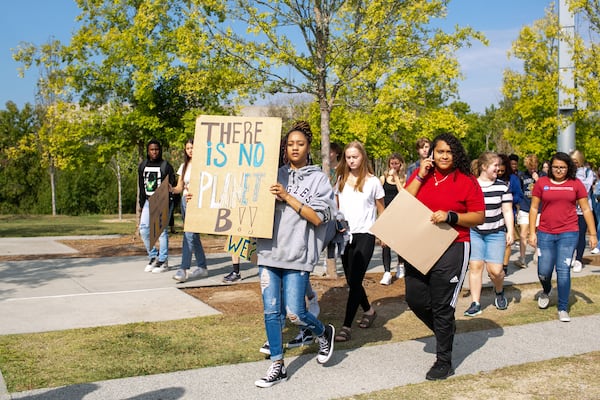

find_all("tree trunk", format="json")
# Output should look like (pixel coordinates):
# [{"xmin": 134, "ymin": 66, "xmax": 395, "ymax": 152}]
[
  {"xmin": 117, "ymin": 162, "xmax": 122, "ymax": 221},
  {"xmin": 50, "ymin": 161, "xmax": 56, "ymax": 216},
  {"xmin": 320, "ymin": 99, "xmax": 331, "ymax": 174}
]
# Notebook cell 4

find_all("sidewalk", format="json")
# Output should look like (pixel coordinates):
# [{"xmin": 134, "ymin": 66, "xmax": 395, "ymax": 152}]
[{"xmin": 1, "ymin": 237, "xmax": 600, "ymax": 399}]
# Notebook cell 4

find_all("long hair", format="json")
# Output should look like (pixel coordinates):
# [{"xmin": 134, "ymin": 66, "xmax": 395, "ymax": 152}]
[
  {"xmin": 549, "ymin": 152, "xmax": 577, "ymax": 180},
  {"xmin": 336, "ymin": 140, "xmax": 373, "ymax": 192},
  {"xmin": 430, "ymin": 133, "xmax": 472, "ymax": 176},
  {"xmin": 181, "ymin": 138, "xmax": 193, "ymax": 176},
  {"xmin": 387, "ymin": 152, "xmax": 406, "ymax": 184}
]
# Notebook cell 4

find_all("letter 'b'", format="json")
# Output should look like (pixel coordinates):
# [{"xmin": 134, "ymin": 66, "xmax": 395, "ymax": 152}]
[{"xmin": 214, "ymin": 208, "xmax": 232, "ymax": 232}]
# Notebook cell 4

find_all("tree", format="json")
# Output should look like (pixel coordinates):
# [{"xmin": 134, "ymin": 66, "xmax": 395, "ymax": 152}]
[{"xmin": 200, "ymin": 0, "xmax": 481, "ymax": 172}]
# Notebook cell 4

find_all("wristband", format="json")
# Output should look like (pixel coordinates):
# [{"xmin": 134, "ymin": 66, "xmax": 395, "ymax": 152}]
[
  {"xmin": 415, "ymin": 175, "xmax": 424, "ymax": 183},
  {"xmin": 446, "ymin": 211, "xmax": 458, "ymax": 225},
  {"xmin": 297, "ymin": 204, "xmax": 304, "ymax": 215}
]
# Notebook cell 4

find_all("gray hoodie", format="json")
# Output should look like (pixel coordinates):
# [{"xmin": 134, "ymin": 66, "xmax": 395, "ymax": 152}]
[{"xmin": 257, "ymin": 164, "xmax": 335, "ymax": 272}]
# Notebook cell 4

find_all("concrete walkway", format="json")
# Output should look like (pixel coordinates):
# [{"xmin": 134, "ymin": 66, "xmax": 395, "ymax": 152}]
[{"xmin": 1, "ymin": 236, "xmax": 599, "ymax": 399}]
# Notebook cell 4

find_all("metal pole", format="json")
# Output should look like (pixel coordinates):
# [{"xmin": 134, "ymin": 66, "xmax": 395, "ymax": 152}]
[{"xmin": 557, "ymin": 0, "xmax": 576, "ymax": 153}]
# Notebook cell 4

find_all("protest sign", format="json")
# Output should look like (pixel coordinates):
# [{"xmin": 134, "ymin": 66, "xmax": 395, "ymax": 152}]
[
  {"xmin": 184, "ymin": 115, "xmax": 281, "ymax": 238},
  {"xmin": 148, "ymin": 178, "xmax": 171, "ymax": 247},
  {"xmin": 370, "ymin": 189, "xmax": 458, "ymax": 275},
  {"xmin": 224, "ymin": 235, "xmax": 257, "ymax": 262}
]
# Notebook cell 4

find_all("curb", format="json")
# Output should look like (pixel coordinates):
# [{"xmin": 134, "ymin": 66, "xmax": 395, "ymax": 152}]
[{"xmin": 0, "ymin": 368, "xmax": 10, "ymax": 400}]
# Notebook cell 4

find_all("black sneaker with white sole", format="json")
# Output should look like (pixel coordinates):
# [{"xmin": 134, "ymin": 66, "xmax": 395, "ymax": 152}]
[
  {"xmin": 316, "ymin": 324, "xmax": 335, "ymax": 364},
  {"xmin": 287, "ymin": 328, "xmax": 314, "ymax": 348},
  {"xmin": 255, "ymin": 361, "xmax": 287, "ymax": 388}
]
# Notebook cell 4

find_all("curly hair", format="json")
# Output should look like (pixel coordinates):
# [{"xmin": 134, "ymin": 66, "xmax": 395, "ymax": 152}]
[
  {"xmin": 430, "ymin": 133, "xmax": 472, "ymax": 176},
  {"xmin": 549, "ymin": 152, "xmax": 577, "ymax": 180}
]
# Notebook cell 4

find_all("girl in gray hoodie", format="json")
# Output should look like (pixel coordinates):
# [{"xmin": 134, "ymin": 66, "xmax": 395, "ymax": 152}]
[{"xmin": 254, "ymin": 121, "xmax": 336, "ymax": 388}]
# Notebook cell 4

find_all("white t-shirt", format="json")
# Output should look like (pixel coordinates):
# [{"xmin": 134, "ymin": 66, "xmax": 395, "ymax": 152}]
[
  {"xmin": 177, "ymin": 163, "xmax": 192, "ymax": 197},
  {"xmin": 335, "ymin": 175, "xmax": 384, "ymax": 234}
]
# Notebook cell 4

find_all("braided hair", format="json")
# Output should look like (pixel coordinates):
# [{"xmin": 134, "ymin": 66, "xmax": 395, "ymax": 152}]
[{"xmin": 282, "ymin": 121, "xmax": 313, "ymax": 166}]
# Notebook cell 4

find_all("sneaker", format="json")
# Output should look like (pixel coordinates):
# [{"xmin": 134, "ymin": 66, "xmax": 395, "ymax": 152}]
[
  {"xmin": 591, "ymin": 247, "xmax": 600, "ymax": 255},
  {"xmin": 259, "ymin": 341, "xmax": 270, "ymax": 355},
  {"xmin": 426, "ymin": 360, "xmax": 455, "ymax": 381},
  {"xmin": 151, "ymin": 260, "xmax": 168, "ymax": 273},
  {"xmin": 379, "ymin": 271, "xmax": 392, "ymax": 285},
  {"xmin": 464, "ymin": 301, "xmax": 482, "ymax": 317},
  {"xmin": 144, "ymin": 258, "xmax": 157, "ymax": 272},
  {"xmin": 572, "ymin": 260, "xmax": 583, "ymax": 273},
  {"xmin": 188, "ymin": 267, "xmax": 208, "ymax": 280},
  {"xmin": 287, "ymin": 328, "xmax": 314, "ymax": 348},
  {"xmin": 222, "ymin": 271, "xmax": 242, "ymax": 283},
  {"xmin": 396, "ymin": 263, "xmax": 405, "ymax": 279},
  {"xmin": 514, "ymin": 257, "xmax": 526, "ymax": 268},
  {"xmin": 255, "ymin": 361, "xmax": 287, "ymax": 388},
  {"xmin": 494, "ymin": 290, "xmax": 508, "ymax": 310},
  {"xmin": 558, "ymin": 310, "xmax": 571, "ymax": 322},
  {"xmin": 172, "ymin": 269, "xmax": 187, "ymax": 282},
  {"xmin": 308, "ymin": 295, "xmax": 320, "ymax": 318},
  {"xmin": 538, "ymin": 290, "xmax": 551, "ymax": 309},
  {"xmin": 316, "ymin": 324, "xmax": 335, "ymax": 364}
]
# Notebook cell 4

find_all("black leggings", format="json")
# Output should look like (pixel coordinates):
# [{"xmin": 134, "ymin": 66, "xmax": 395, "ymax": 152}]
[
  {"xmin": 382, "ymin": 246, "xmax": 404, "ymax": 272},
  {"xmin": 341, "ymin": 233, "xmax": 375, "ymax": 327}
]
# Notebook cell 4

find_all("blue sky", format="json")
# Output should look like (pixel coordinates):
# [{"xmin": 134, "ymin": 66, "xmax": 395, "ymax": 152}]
[{"xmin": 0, "ymin": 0, "xmax": 553, "ymax": 113}]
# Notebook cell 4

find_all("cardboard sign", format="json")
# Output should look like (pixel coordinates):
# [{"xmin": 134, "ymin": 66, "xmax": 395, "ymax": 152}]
[
  {"xmin": 224, "ymin": 235, "xmax": 257, "ymax": 263},
  {"xmin": 370, "ymin": 189, "xmax": 458, "ymax": 275},
  {"xmin": 148, "ymin": 178, "xmax": 170, "ymax": 248},
  {"xmin": 184, "ymin": 115, "xmax": 281, "ymax": 238}
]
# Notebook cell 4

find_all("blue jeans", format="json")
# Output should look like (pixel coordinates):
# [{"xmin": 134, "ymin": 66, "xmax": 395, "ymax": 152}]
[
  {"xmin": 259, "ymin": 266, "xmax": 325, "ymax": 361},
  {"xmin": 180, "ymin": 197, "xmax": 206, "ymax": 270},
  {"xmin": 139, "ymin": 200, "xmax": 169, "ymax": 262},
  {"xmin": 537, "ymin": 231, "xmax": 578, "ymax": 311}
]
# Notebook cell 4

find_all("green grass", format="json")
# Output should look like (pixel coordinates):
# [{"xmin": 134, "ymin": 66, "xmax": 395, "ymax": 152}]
[
  {"xmin": 0, "ymin": 214, "xmax": 140, "ymax": 237},
  {"xmin": 1, "ymin": 275, "xmax": 600, "ymax": 393}
]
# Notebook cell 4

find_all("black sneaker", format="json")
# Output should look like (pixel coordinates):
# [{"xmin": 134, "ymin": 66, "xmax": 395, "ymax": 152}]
[
  {"xmin": 255, "ymin": 361, "xmax": 288, "ymax": 388},
  {"xmin": 259, "ymin": 341, "xmax": 270, "ymax": 355},
  {"xmin": 495, "ymin": 290, "xmax": 508, "ymax": 310},
  {"xmin": 222, "ymin": 271, "xmax": 242, "ymax": 283},
  {"xmin": 287, "ymin": 328, "xmax": 314, "ymax": 348},
  {"xmin": 316, "ymin": 324, "xmax": 335, "ymax": 364},
  {"xmin": 425, "ymin": 360, "xmax": 455, "ymax": 381},
  {"xmin": 464, "ymin": 301, "xmax": 482, "ymax": 317}
]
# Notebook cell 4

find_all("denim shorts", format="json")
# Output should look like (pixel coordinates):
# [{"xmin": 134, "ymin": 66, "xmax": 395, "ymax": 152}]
[{"xmin": 469, "ymin": 230, "xmax": 506, "ymax": 264}]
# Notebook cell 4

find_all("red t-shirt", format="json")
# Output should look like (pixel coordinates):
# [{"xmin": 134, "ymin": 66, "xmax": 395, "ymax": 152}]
[
  {"xmin": 533, "ymin": 176, "xmax": 587, "ymax": 234},
  {"xmin": 408, "ymin": 170, "xmax": 485, "ymax": 242}
]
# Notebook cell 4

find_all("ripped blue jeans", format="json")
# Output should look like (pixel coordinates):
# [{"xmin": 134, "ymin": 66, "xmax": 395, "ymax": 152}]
[
  {"xmin": 259, "ymin": 266, "xmax": 325, "ymax": 361},
  {"xmin": 536, "ymin": 231, "xmax": 578, "ymax": 311}
]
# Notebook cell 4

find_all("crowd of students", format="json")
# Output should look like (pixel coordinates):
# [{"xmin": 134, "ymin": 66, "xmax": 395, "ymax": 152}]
[{"xmin": 137, "ymin": 130, "xmax": 598, "ymax": 387}]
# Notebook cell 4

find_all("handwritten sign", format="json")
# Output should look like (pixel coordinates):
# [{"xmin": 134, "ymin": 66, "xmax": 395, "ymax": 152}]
[
  {"xmin": 224, "ymin": 235, "xmax": 257, "ymax": 262},
  {"xmin": 184, "ymin": 115, "xmax": 281, "ymax": 238},
  {"xmin": 148, "ymin": 178, "xmax": 170, "ymax": 248}
]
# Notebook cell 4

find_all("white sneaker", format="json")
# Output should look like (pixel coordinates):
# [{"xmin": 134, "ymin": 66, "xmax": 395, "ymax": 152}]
[
  {"xmin": 379, "ymin": 271, "xmax": 392, "ymax": 285},
  {"xmin": 151, "ymin": 260, "xmax": 168, "ymax": 273},
  {"xmin": 396, "ymin": 263, "xmax": 405, "ymax": 279},
  {"xmin": 572, "ymin": 260, "xmax": 583, "ymax": 273},
  {"xmin": 188, "ymin": 267, "xmax": 208, "ymax": 280},
  {"xmin": 591, "ymin": 247, "xmax": 600, "ymax": 255},
  {"xmin": 308, "ymin": 295, "xmax": 320, "ymax": 318},
  {"xmin": 172, "ymin": 269, "xmax": 187, "ymax": 282},
  {"xmin": 538, "ymin": 290, "xmax": 551, "ymax": 309},
  {"xmin": 558, "ymin": 310, "xmax": 571, "ymax": 322},
  {"xmin": 144, "ymin": 258, "xmax": 157, "ymax": 272}
]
